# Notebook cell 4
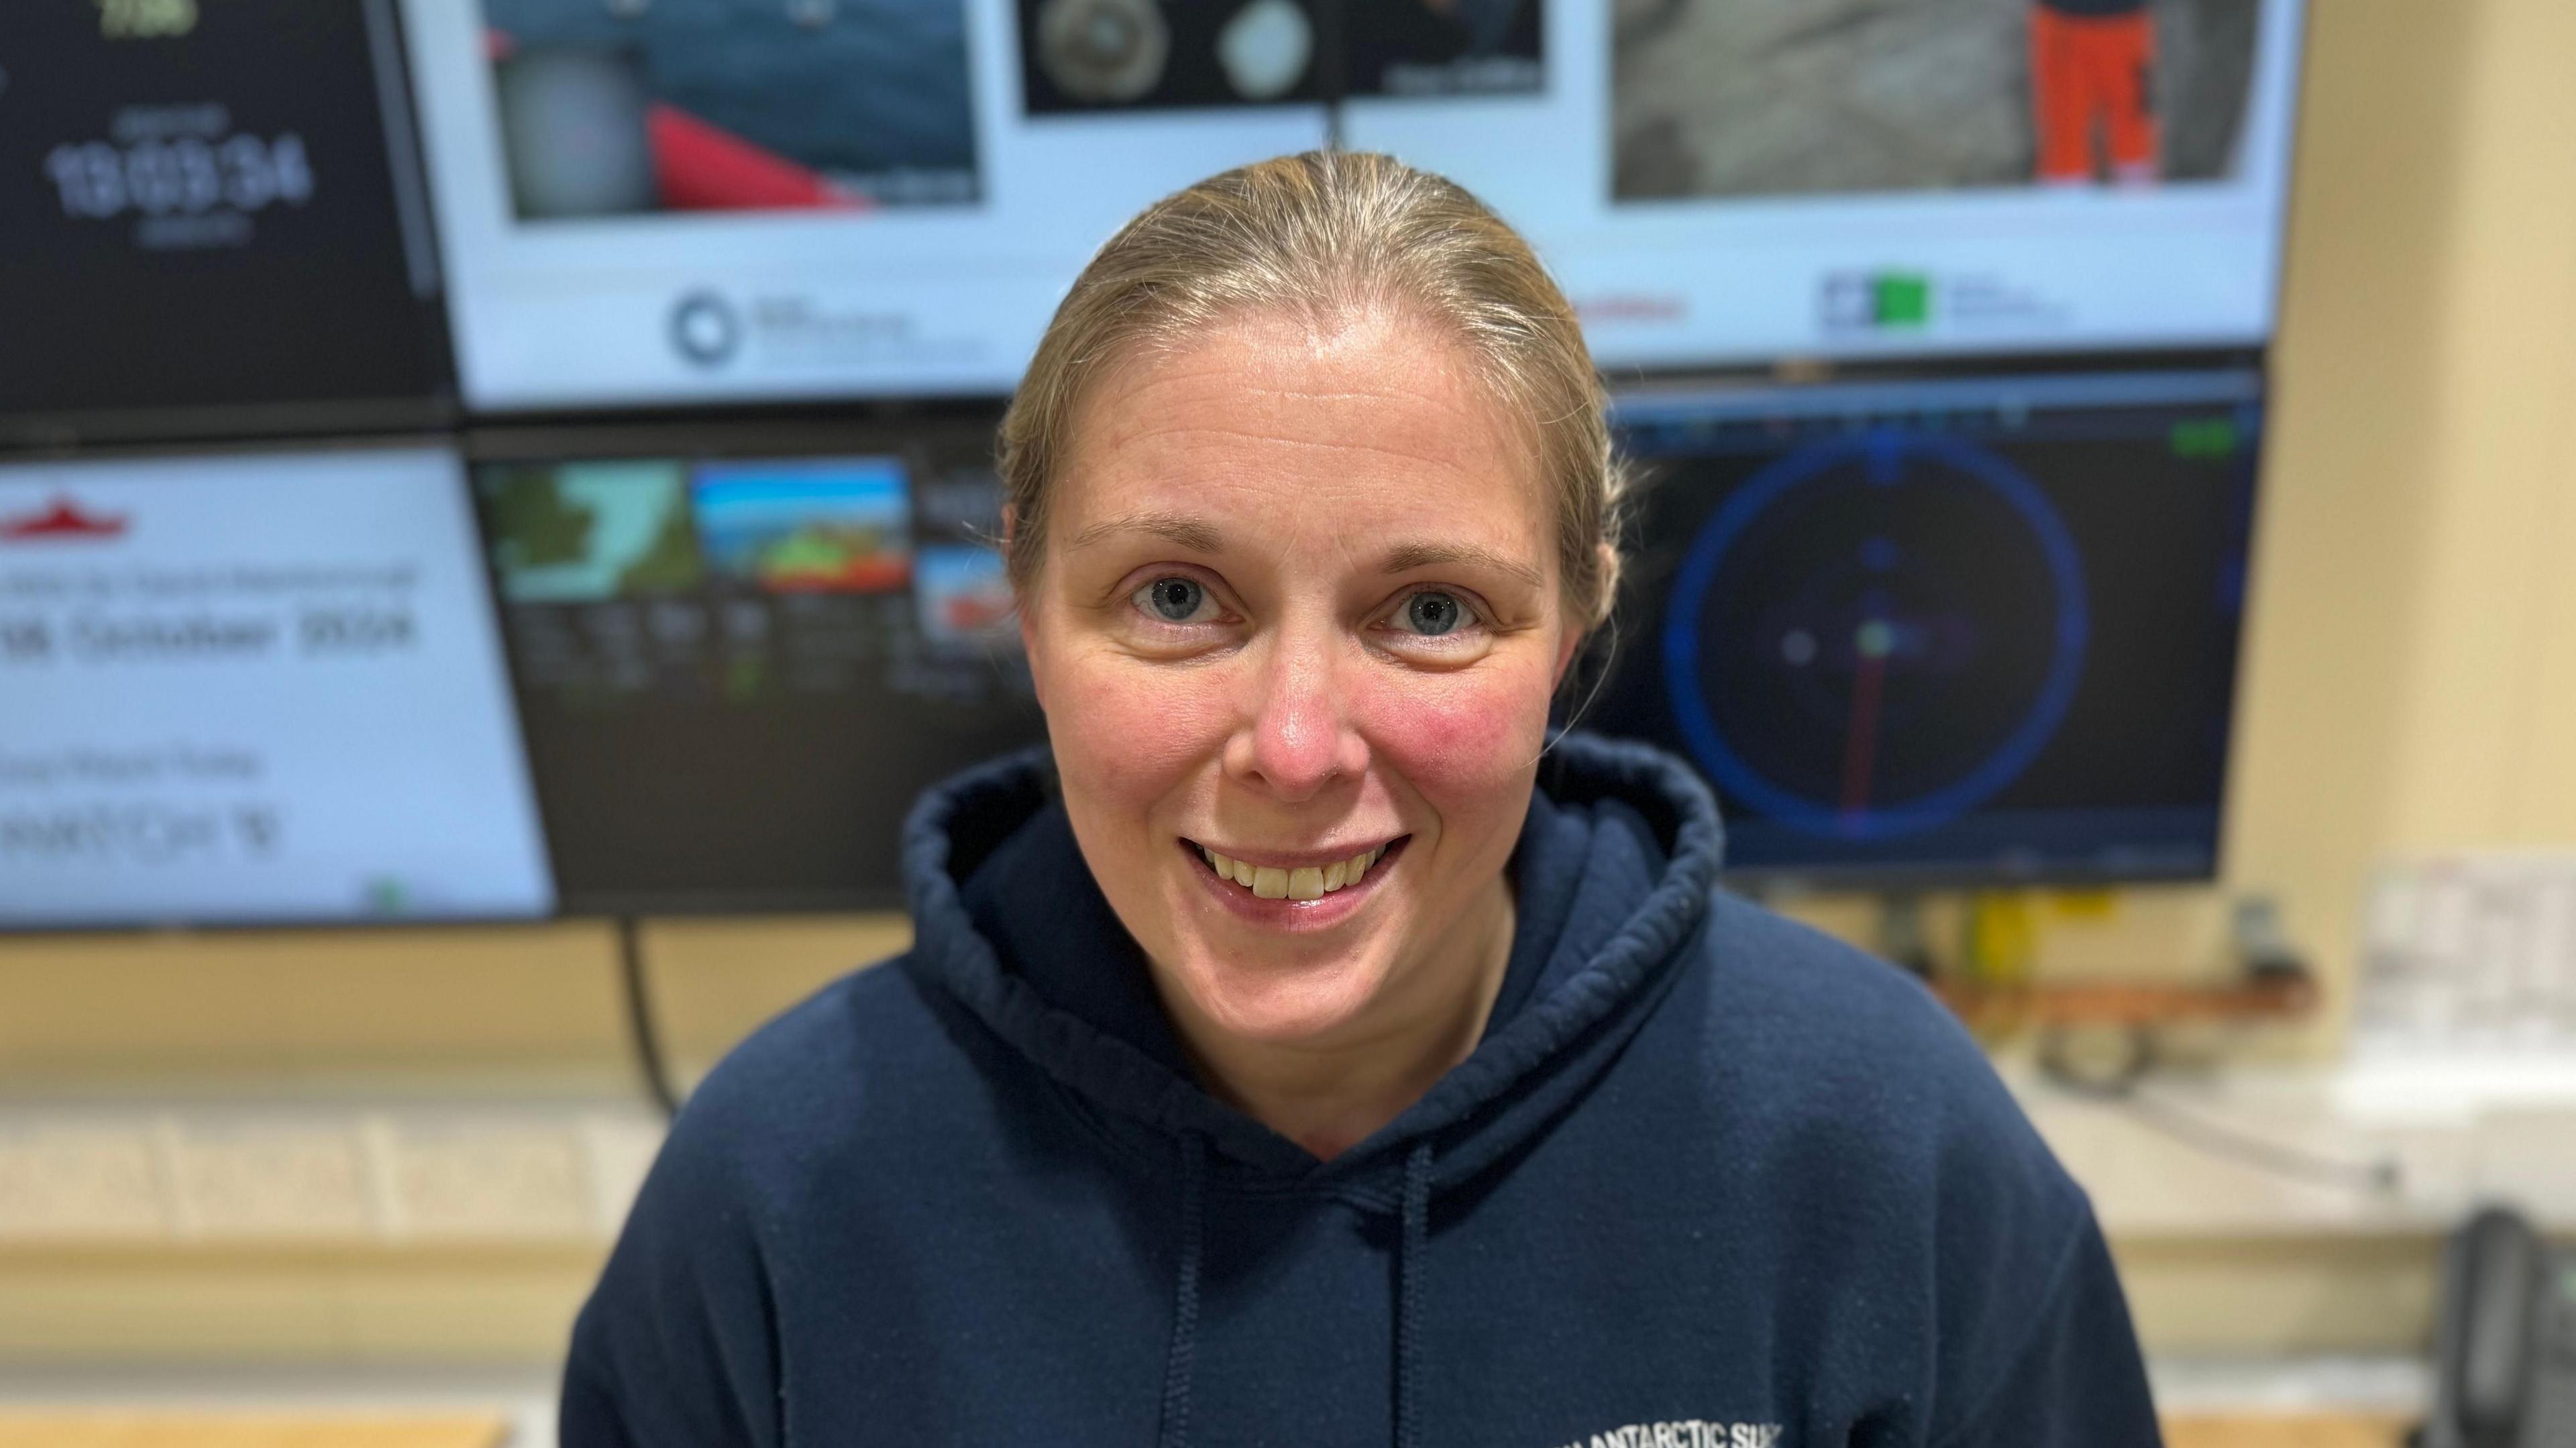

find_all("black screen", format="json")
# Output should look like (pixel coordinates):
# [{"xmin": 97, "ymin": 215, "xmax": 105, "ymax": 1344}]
[
  {"xmin": 0, "ymin": 0, "xmax": 447, "ymax": 441},
  {"xmin": 471, "ymin": 417, "xmax": 1044, "ymax": 913},
  {"xmin": 1593, "ymin": 369, "xmax": 2263, "ymax": 885}
]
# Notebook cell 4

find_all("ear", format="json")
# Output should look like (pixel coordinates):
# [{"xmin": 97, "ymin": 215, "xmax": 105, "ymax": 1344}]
[
  {"xmin": 1551, "ymin": 541, "xmax": 1619, "ymax": 689},
  {"xmin": 1003, "ymin": 506, "xmax": 1047, "ymax": 708},
  {"xmin": 1020, "ymin": 610, "xmax": 1048, "ymax": 712}
]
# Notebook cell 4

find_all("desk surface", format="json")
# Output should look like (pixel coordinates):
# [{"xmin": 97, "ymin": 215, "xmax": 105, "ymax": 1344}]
[
  {"xmin": 0, "ymin": 1417, "xmax": 506, "ymax": 1448},
  {"xmin": 2164, "ymin": 1416, "xmax": 2413, "ymax": 1448}
]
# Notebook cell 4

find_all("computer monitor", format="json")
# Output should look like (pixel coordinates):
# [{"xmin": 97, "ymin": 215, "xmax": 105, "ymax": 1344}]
[
  {"xmin": 470, "ymin": 416, "xmax": 1043, "ymax": 913},
  {"xmin": 0, "ymin": 0, "xmax": 452, "ymax": 444},
  {"xmin": 0, "ymin": 445, "xmax": 553, "ymax": 929},
  {"xmin": 400, "ymin": 0, "xmax": 2304, "ymax": 411},
  {"xmin": 1593, "ymin": 366, "xmax": 2264, "ymax": 885},
  {"xmin": 1349, "ymin": 0, "xmax": 2306, "ymax": 370}
]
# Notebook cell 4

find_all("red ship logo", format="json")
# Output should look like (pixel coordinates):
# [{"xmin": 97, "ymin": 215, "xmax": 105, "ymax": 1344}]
[{"xmin": 0, "ymin": 496, "xmax": 128, "ymax": 541}]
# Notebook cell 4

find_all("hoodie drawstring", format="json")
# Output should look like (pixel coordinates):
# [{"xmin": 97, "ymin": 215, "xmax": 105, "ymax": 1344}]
[
  {"xmin": 1159, "ymin": 1133, "xmax": 1434, "ymax": 1448},
  {"xmin": 1393, "ymin": 1139, "xmax": 1433, "ymax": 1448},
  {"xmin": 1159, "ymin": 1133, "xmax": 1207, "ymax": 1448}
]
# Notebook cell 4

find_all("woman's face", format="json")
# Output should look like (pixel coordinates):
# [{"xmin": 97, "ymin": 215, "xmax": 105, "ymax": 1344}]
[{"xmin": 1022, "ymin": 307, "xmax": 1578, "ymax": 1048}]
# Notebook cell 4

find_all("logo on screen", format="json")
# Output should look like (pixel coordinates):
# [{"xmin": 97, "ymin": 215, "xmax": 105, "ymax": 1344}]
[
  {"xmin": 669, "ymin": 290, "xmax": 743, "ymax": 368},
  {"xmin": 0, "ymin": 496, "xmax": 127, "ymax": 542}
]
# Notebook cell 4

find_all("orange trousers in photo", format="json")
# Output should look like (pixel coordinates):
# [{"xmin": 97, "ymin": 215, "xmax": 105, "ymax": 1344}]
[{"xmin": 2031, "ymin": 7, "xmax": 2161, "ymax": 183}]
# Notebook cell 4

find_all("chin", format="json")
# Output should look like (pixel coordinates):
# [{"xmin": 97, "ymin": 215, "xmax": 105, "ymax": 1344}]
[{"xmin": 1167, "ymin": 944, "xmax": 1393, "ymax": 1044}]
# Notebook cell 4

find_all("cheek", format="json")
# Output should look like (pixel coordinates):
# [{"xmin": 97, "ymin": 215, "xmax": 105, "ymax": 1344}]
[
  {"xmin": 1355, "ymin": 655, "xmax": 1554, "ymax": 820},
  {"xmin": 1041, "ymin": 644, "xmax": 1233, "ymax": 818}
]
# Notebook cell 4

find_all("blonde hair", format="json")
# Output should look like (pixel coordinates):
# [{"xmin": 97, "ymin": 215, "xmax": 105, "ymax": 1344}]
[{"xmin": 997, "ymin": 150, "xmax": 1629, "ymax": 630}]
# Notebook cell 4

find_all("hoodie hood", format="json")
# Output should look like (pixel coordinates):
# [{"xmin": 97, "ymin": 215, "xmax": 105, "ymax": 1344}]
[
  {"xmin": 897, "ymin": 732, "xmax": 1726, "ymax": 1446},
  {"xmin": 895, "ymin": 730, "xmax": 1726, "ymax": 1202}
]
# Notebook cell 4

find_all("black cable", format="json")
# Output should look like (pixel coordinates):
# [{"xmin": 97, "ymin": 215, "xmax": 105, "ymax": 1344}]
[
  {"xmin": 616, "ymin": 916, "xmax": 681, "ymax": 1120},
  {"xmin": 2041, "ymin": 1045, "xmax": 2402, "ymax": 1196},
  {"xmin": 2108, "ymin": 1089, "xmax": 2402, "ymax": 1195}
]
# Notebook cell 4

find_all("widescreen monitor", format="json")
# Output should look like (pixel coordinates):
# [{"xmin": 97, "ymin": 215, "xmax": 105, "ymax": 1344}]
[
  {"xmin": 0, "ymin": 446, "xmax": 554, "ymax": 929},
  {"xmin": 399, "ymin": 0, "xmax": 2304, "ymax": 412},
  {"xmin": 0, "ymin": 0, "xmax": 452, "ymax": 443},
  {"xmin": 1593, "ymin": 366, "xmax": 2265, "ymax": 885},
  {"xmin": 1349, "ymin": 0, "xmax": 2308, "ymax": 371},
  {"xmin": 470, "ymin": 417, "xmax": 1043, "ymax": 913}
]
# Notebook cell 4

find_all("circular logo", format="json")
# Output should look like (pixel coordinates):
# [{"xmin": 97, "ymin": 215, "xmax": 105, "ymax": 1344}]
[{"xmin": 668, "ymin": 290, "xmax": 741, "ymax": 368}]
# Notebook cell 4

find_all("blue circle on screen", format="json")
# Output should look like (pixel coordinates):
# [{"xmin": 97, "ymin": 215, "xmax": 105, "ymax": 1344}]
[{"xmin": 1660, "ymin": 428, "xmax": 2090, "ymax": 840}]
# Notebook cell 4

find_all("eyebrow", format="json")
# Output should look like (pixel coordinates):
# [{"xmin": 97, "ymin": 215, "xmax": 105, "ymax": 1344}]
[
  {"xmin": 1064, "ymin": 510, "xmax": 1226, "ymax": 553},
  {"xmin": 1381, "ymin": 541, "xmax": 1545, "ymax": 590}
]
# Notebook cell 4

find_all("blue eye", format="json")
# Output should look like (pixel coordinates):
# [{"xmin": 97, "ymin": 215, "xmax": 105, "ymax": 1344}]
[
  {"xmin": 1142, "ymin": 577, "xmax": 1205, "ymax": 622},
  {"xmin": 1402, "ymin": 591, "xmax": 1464, "ymax": 636}
]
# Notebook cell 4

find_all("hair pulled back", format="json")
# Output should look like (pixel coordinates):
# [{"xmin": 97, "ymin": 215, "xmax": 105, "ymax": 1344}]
[{"xmin": 998, "ymin": 150, "xmax": 1629, "ymax": 630}]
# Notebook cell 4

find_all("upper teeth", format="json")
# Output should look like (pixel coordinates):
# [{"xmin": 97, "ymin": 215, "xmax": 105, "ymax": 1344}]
[{"xmin": 1201, "ymin": 844, "xmax": 1385, "ymax": 900}]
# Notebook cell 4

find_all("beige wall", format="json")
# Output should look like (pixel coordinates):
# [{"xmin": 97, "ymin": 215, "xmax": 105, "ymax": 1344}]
[
  {"xmin": 2248, "ymin": 0, "xmax": 2576, "ymax": 866},
  {"xmin": 2, "ymin": 0, "xmax": 2571, "ymax": 1362}
]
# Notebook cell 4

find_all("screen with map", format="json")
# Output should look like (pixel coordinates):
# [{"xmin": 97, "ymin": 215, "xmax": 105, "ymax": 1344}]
[
  {"xmin": 472, "ymin": 418, "xmax": 1040, "ymax": 911},
  {"xmin": 1593, "ymin": 367, "xmax": 2263, "ymax": 884}
]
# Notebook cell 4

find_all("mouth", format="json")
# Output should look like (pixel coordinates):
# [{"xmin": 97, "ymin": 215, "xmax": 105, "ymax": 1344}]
[{"xmin": 1178, "ymin": 834, "xmax": 1412, "ymax": 906}]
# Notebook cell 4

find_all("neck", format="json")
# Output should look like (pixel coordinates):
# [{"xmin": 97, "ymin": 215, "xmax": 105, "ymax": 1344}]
[{"xmin": 1165, "ymin": 875, "xmax": 1517, "ymax": 1161}]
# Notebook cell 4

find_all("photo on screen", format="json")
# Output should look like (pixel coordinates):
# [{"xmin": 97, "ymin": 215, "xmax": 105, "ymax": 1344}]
[
  {"xmin": 482, "ymin": 461, "xmax": 703, "ymax": 602},
  {"xmin": 1020, "ymin": 0, "xmax": 1325, "ymax": 113},
  {"xmin": 467, "ymin": 431, "xmax": 1043, "ymax": 913},
  {"xmin": 913, "ymin": 544, "xmax": 1016, "ymax": 647},
  {"xmin": 1612, "ymin": 0, "xmax": 2259, "ymax": 201},
  {"xmin": 481, "ymin": 0, "xmax": 979, "ymax": 217},
  {"xmin": 1345, "ymin": 0, "xmax": 1542, "ymax": 98},
  {"xmin": 692, "ymin": 457, "xmax": 912, "ymax": 594}
]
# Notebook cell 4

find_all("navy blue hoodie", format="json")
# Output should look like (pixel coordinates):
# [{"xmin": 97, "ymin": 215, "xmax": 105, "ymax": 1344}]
[{"xmin": 563, "ymin": 734, "xmax": 2160, "ymax": 1447}]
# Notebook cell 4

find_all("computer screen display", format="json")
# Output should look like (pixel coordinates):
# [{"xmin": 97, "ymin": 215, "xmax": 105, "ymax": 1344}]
[
  {"xmin": 401, "ymin": 0, "xmax": 2304, "ymax": 411},
  {"xmin": 472, "ymin": 419, "xmax": 1042, "ymax": 912},
  {"xmin": 1350, "ymin": 0, "xmax": 2306, "ymax": 371},
  {"xmin": 400, "ymin": 0, "xmax": 1328, "ymax": 409},
  {"xmin": 1595, "ymin": 367, "xmax": 2263, "ymax": 884},
  {"xmin": 0, "ymin": 446, "xmax": 554, "ymax": 929},
  {"xmin": 0, "ymin": 0, "xmax": 451, "ymax": 441}
]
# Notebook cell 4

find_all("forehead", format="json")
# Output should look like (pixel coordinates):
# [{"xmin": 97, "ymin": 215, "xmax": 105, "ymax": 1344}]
[{"xmin": 1053, "ymin": 309, "xmax": 1552, "ymax": 562}]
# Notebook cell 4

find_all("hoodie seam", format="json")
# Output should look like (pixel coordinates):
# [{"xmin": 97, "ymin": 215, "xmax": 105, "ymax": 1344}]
[{"xmin": 1921, "ymin": 1205, "xmax": 2094, "ymax": 1448}]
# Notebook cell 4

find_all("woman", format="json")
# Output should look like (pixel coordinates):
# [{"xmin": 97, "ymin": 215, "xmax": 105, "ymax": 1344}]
[{"xmin": 563, "ymin": 152, "xmax": 2159, "ymax": 1448}]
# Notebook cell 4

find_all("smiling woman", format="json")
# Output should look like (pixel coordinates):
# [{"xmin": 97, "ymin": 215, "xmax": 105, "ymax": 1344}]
[
  {"xmin": 560, "ymin": 153, "xmax": 2163, "ymax": 1448},
  {"xmin": 1026, "ymin": 303, "xmax": 1580, "ymax": 1150}
]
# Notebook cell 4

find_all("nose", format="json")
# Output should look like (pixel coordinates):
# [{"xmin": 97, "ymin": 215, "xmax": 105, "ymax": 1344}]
[{"xmin": 1224, "ymin": 615, "xmax": 1366, "ymax": 804}]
